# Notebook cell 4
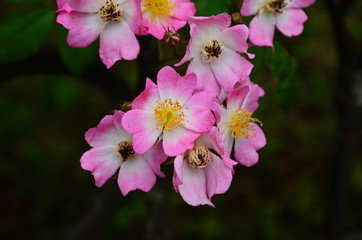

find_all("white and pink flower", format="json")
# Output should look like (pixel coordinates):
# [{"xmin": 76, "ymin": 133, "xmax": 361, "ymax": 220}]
[
  {"xmin": 175, "ymin": 13, "xmax": 254, "ymax": 98},
  {"xmin": 56, "ymin": 0, "xmax": 146, "ymax": 68},
  {"xmin": 241, "ymin": 0, "xmax": 315, "ymax": 47},
  {"xmin": 173, "ymin": 127, "xmax": 236, "ymax": 207},
  {"xmin": 122, "ymin": 66, "xmax": 215, "ymax": 157},
  {"xmin": 214, "ymin": 84, "xmax": 266, "ymax": 167},
  {"xmin": 140, "ymin": 0, "xmax": 196, "ymax": 39},
  {"xmin": 80, "ymin": 111, "xmax": 167, "ymax": 196}
]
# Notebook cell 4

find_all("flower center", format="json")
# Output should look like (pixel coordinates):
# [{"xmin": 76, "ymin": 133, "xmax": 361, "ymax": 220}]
[
  {"xmin": 186, "ymin": 146, "xmax": 211, "ymax": 169},
  {"xmin": 154, "ymin": 98, "xmax": 187, "ymax": 132},
  {"xmin": 143, "ymin": 0, "xmax": 178, "ymax": 22},
  {"xmin": 201, "ymin": 39, "xmax": 224, "ymax": 63},
  {"xmin": 263, "ymin": 0, "xmax": 287, "ymax": 14},
  {"xmin": 116, "ymin": 141, "xmax": 135, "ymax": 161},
  {"xmin": 98, "ymin": 0, "xmax": 122, "ymax": 23},
  {"xmin": 229, "ymin": 108, "xmax": 262, "ymax": 139}
]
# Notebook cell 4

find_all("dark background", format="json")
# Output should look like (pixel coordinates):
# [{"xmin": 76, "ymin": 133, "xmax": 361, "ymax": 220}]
[{"xmin": 1, "ymin": 0, "xmax": 361, "ymax": 239}]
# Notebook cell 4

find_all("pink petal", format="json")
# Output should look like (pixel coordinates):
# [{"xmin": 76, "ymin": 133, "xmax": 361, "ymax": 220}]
[
  {"xmin": 210, "ymin": 48, "xmax": 253, "ymax": 93},
  {"xmin": 240, "ymin": 0, "xmax": 267, "ymax": 16},
  {"xmin": 174, "ymin": 157, "xmax": 214, "ymax": 207},
  {"xmin": 188, "ymin": 13, "xmax": 231, "ymax": 31},
  {"xmin": 147, "ymin": 0, "xmax": 196, "ymax": 39},
  {"xmin": 113, "ymin": 110, "xmax": 125, "ymax": 133},
  {"xmin": 141, "ymin": 17, "xmax": 165, "ymax": 40},
  {"xmin": 212, "ymin": 99, "xmax": 223, "ymax": 123},
  {"xmin": 66, "ymin": 0, "xmax": 103, "ymax": 12},
  {"xmin": 122, "ymin": 110, "xmax": 162, "ymax": 154},
  {"xmin": 195, "ymin": 127, "xmax": 224, "ymax": 155},
  {"xmin": 64, "ymin": 12, "xmax": 105, "ymax": 48},
  {"xmin": 56, "ymin": 0, "xmax": 66, "ymax": 9},
  {"xmin": 221, "ymin": 24, "xmax": 251, "ymax": 56},
  {"xmin": 131, "ymin": 78, "xmax": 160, "ymax": 111},
  {"xmin": 287, "ymin": 0, "xmax": 315, "ymax": 8},
  {"xmin": 234, "ymin": 123, "xmax": 266, "ymax": 166},
  {"xmin": 80, "ymin": 146, "xmax": 121, "ymax": 187},
  {"xmin": 241, "ymin": 83, "xmax": 263, "ymax": 112},
  {"xmin": 121, "ymin": 0, "xmax": 147, "ymax": 35},
  {"xmin": 217, "ymin": 88, "xmax": 228, "ymax": 103},
  {"xmin": 187, "ymin": 56, "xmax": 221, "ymax": 96},
  {"xmin": 175, "ymin": 23, "xmax": 199, "ymax": 66},
  {"xmin": 85, "ymin": 113, "xmax": 129, "ymax": 148},
  {"xmin": 142, "ymin": 143, "xmax": 168, "ymax": 177},
  {"xmin": 56, "ymin": 2, "xmax": 73, "ymax": 13},
  {"xmin": 172, "ymin": 154, "xmax": 184, "ymax": 191},
  {"xmin": 172, "ymin": 0, "xmax": 196, "ymax": 19},
  {"xmin": 162, "ymin": 126, "xmax": 199, "ymax": 156},
  {"xmin": 117, "ymin": 155, "xmax": 157, "ymax": 195},
  {"xmin": 99, "ymin": 21, "xmax": 140, "ymax": 68},
  {"xmin": 157, "ymin": 66, "xmax": 196, "ymax": 106},
  {"xmin": 276, "ymin": 9, "xmax": 308, "ymax": 37},
  {"xmin": 183, "ymin": 91, "xmax": 215, "ymax": 133},
  {"xmin": 226, "ymin": 86, "xmax": 249, "ymax": 112},
  {"xmin": 204, "ymin": 153, "xmax": 233, "ymax": 198},
  {"xmin": 218, "ymin": 121, "xmax": 233, "ymax": 157},
  {"xmin": 249, "ymin": 13, "xmax": 276, "ymax": 47}
]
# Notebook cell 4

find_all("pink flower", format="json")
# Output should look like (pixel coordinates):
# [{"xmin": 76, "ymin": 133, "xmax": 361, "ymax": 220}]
[
  {"xmin": 175, "ymin": 13, "xmax": 254, "ymax": 98},
  {"xmin": 80, "ymin": 111, "xmax": 167, "ymax": 196},
  {"xmin": 240, "ymin": 0, "xmax": 315, "ymax": 47},
  {"xmin": 122, "ymin": 66, "xmax": 215, "ymax": 157},
  {"xmin": 140, "ymin": 0, "xmax": 196, "ymax": 39},
  {"xmin": 214, "ymin": 84, "xmax": 266, "ymax": 167},
  {"xmin": 173, "ymin": 127, "xmax": 236, "ymax": 207},
  {"xmin": 56, "ymin": 0, "xmax": 145, "ymax": 68}
]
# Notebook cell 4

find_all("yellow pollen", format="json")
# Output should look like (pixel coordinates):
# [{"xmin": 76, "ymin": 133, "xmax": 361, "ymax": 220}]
[
  {"xmin": 229, "ymin": 108, "xmax": 262, "ymax": 139},
  {"xmin": 143, "ymin": 0, "xmax": 179, "ymax": 22},
  {"xmin": 154, "ymin": 98, "xmax": 188, "ymax": 132}
]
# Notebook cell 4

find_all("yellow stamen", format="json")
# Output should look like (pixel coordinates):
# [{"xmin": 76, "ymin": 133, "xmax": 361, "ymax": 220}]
[
  {"xmin": 229, "ymin": 108, "xmax": 262, "ymax": 139},
  {"xmin": 154, "ymin": 98, "xmax": 188, "ymax": 132},
  {"xmin": 143, "ymin": 0, "xmax": 179, "ymax": 22}
]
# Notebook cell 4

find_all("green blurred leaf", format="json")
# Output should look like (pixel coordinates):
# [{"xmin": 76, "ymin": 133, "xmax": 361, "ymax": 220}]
[
  {"xmin": 0, "ymin": 8, "xmax": 54, "ymax": 64},
  {"xmin": 193, "ymin": 0, "xmax": 234, "ymax": 16},
  {"xmin": 249, "ymin": 46, "xmax": 265, "ymax": 78},
  {"xmin": 57, "ymin": 26, "xmax": 98, "ymax": 74},
  {"xmin": 266, "ymin": 42, "xmax": 299, "ymax": 109}
]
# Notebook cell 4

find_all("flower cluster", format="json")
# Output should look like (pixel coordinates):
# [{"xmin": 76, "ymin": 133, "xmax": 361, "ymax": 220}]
[
  {"xmin": 58, "ymin": 0, "xmax": 315, "ymax": 206},
  {"xmin": 56, "ymin": 0, "xmax": 196, "ymax": 68}
]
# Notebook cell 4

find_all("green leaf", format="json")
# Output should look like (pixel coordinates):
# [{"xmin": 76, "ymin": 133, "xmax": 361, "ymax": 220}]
[
  {"xmin": 266, "ymin": 42, "xmax": 299, "ymax": 109},
  {"xmin": 0, "ymin": 8, "xmax": 54, "ymax": 64},
  {"xmin": 193, "ymin": 0, "xmax": 234, "ymax": 16},
  {"xmin": 57, "ymin": 26, "xmax": 98, "ymax": 74},
  {"xmin": 249, "ymin": 46, "xmax": 265, "ymax": 78}
]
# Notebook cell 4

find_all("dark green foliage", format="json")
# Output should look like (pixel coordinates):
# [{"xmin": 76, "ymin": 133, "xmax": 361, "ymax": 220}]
[
  {"xmin": 57, "ymin": 26, "xmax": 98, "ymax": 74},
  {"xmin": 193, "ymin": 0, "xmax": 234, "ymax": 16},
  {"xmin": 0, "ymin": 8, "xmax": 54, "ymax": 64},
  {"xmin": 0, "ymin": 1, "xmax": 361, "ymax": 240},
  {"xmin": 266, "ymin": 42, "xmax": 298, "ymax": 110}
]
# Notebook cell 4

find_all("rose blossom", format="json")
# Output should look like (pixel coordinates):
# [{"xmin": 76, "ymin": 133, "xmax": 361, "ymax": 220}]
[
  {"xmin": 122, "ymin": 66, "xmax": 215, "ymax": 156},
  {"xmin": 80, "ymin": 111, "xmax": 167, "ymax": 195},
  {"xmin": 240, "ymin": 0, "xmax": 315, "ymax": 47}
]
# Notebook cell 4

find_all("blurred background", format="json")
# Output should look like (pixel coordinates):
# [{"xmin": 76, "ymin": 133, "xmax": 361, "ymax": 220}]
[{"xmin": 1, "ymin": 0, "xmax": 361, "ymax": 239}]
